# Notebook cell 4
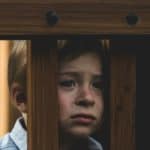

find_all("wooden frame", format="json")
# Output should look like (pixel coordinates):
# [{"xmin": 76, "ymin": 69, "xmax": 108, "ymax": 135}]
[
  {"xmin": 0, "ymin": 2, "xmax": 150, "ymax": 35},
  {"xmin": 0, "ymin": 0, "xmax": 144, "ymax": 149}
]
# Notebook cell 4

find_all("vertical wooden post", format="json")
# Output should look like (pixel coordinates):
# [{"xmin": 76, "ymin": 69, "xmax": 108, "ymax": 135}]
[
  {"xmin": 110, "ymin": 49, "xmax": 136, "ymax": 150},
  {"xmin": 27, "ymin": 38, "xmax": 59, "ymax": 150}
]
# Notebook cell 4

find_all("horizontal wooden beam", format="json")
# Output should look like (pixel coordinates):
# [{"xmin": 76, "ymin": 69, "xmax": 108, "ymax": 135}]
[{"xmin": 0, "ymin": 3, "xmax": 150, "ymax": 35}]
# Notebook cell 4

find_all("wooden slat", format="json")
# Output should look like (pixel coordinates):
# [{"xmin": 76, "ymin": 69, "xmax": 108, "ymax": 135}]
[
  {"xmin": 110, "ymin": 49, "xmax": 136, "ymax": 150},
  {"xmin": 27, "ymin": 39, "xmax": 59, "ymax": 150},
  {"xmin": 0, "ymin": 3, "xmax": 150, "ymax": 35},
  {"xmin": 0, "ymin": 0, "xmax": 103, "ymax": 4},
  {"xmin": 105, "ymin": 0, "xmax": 150, "ymax": 5},
  {"xmin": 0, "ymin": 0, "xmax": 149, "ymax": 4}
]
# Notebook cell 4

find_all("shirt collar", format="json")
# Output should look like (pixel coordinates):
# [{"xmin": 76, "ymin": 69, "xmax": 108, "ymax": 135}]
[
  {"xmin": 88, "ymin": 137, "xmax": 103, "ymax": 150},
  {"xmin": 10, "ymin": 117, "xmax": 27, "ymax": 150},
  {"xmin": 9, "ymin": 118, "xmax": 102, "ymax": 150}
]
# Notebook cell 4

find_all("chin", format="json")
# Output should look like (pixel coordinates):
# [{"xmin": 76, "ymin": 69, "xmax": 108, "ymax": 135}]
[{"xmin": 68, "ymin": 126, "xmax": 94, "ymax": 138}]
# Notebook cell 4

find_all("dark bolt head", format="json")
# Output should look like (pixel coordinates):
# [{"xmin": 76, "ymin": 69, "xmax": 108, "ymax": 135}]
[
  {"xmin": 46, "ymin": 10, "xmax": 59, "ymax": 26},
  {"xmin": 126, "ymin": 13, "xmax": 139, "ymax": 26}
]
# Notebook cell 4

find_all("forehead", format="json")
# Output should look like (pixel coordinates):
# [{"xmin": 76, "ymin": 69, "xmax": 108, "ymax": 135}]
[{"xmin": 59, "ymin": 53, "xmax": 102, "ymax": 75}]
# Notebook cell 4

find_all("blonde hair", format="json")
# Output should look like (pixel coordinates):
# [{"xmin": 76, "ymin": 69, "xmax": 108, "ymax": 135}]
[{"xmin": 8, "ymin": 40, "xmax": 27, "ymax": 90}]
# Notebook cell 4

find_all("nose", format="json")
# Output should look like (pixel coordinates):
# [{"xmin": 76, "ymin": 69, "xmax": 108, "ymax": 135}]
[{"xmin": 75, "ymin": 85, "xmax": 95, "ymax": 107}]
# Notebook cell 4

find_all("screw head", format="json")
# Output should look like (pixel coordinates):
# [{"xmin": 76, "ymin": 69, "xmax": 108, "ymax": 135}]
[
  {"xmin": 126, "ymin": 13, "xmax": 139, "ymax": 26},
  {"xmin": 46, "ymin": 11, "xmax": 59, "ymax": 26}
]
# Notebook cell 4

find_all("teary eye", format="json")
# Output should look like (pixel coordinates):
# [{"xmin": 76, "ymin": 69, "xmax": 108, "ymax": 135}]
[{"xmin": 59, "ymin": 80, "xmax": 76, "ymax": 88}]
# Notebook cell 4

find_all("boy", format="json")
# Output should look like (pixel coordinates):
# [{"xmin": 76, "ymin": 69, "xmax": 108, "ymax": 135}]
[{"xmin": 0, "ymin": 39, "xmax": 105, "ymax": 150}]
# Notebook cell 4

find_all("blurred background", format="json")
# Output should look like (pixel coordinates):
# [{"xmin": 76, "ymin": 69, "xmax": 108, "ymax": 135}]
[{"xmin": 0, "ymin": 40, "xmax": 20, "ymax": 137}]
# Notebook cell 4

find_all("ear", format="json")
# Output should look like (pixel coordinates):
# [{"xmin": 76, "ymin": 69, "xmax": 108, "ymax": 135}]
[{"xmin": 10, "ymin": 82, "xmax": 27, "ymax": 113}]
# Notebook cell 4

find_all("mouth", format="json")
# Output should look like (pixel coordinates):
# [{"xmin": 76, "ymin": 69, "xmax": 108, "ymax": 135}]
[{"xmin": 71, "ymin": 114, "xmax": 96, "ymax": 124}]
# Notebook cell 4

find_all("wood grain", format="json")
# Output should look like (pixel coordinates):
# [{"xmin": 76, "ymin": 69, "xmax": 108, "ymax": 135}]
[
  {"xmin": 27, "ymin": 39, "xmax": 59, "ymax": 150},
  {"xmin": 110, "ymin": 46, "xmax": 136, "ymax": 150},
  {"xmin": 0, "ymin": 3, "xmax": 150, "ymax": 35},
  {"xmin": 0, "ymin": 0, "xmax": 149, "ymax": 4}
]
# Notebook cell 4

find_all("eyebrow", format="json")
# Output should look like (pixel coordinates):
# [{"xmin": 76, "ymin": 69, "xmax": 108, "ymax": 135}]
[{"xmin": 59, "ymin": 72, "xmax": 104, "ymax": 80}]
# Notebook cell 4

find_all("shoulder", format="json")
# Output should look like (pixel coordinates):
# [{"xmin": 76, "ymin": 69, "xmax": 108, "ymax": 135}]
[
  {"xmin": 0, "ymin": 133, "xmax": 18, "ymax": 150},
  {"xmin": 88, "ymin": 137, "xmax": 103, "ymax": 150}
]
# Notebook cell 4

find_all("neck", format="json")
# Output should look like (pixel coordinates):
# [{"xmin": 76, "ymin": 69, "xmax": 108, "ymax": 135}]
[
  {"xmin": 22, "ymin": 112, "xmax": 27, "ymax": 127},
  {"xmin": 59, "ymin": 131, "xmax": 89, "ymax": 150},
  {"xmin": 59, "ymin": 135, "xmax": 74, "ymax": 150},
  {"xmin": 19, "ymin": 117, "xmax": 27, "ymax": 130}
]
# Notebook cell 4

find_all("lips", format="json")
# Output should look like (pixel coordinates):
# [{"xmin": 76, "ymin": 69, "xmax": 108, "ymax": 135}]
[{"xmin": 71, "ymin": 114, "xmax": 96, "ymax": 124}]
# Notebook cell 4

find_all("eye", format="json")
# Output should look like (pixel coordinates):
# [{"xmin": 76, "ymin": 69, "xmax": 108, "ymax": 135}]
[
  {"xmin": 59, "ymin": 80, "xmax": 76, "ymax": 88},
  {"xmin": 92, "ymin": 81, "xmax": 104, "ymax": 90}
]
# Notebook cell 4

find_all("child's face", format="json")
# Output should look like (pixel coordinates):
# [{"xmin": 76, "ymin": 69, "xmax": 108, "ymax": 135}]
[{"xmin": 58, "ymin": 53, "xmax": 104, "ymax": 138}]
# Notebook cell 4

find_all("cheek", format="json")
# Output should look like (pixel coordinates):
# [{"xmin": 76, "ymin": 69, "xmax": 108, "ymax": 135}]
[
  {"xmin": 57, "ymin": 89, "xmax": 74, "ymax": 117},
  {"xmin": 95, "ymin": 95, "xmax": 104, "ymax": 115}
]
